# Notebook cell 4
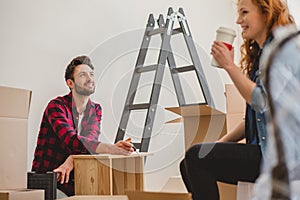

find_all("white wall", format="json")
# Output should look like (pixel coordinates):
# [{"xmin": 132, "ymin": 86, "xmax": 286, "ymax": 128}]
[
  {"xmin": 3, "ymin": 0, "xmax": 299, "ymax": 192},
  {"xmin": 288, "ymin": 0, "xmax": 300, "ymax": 27}
]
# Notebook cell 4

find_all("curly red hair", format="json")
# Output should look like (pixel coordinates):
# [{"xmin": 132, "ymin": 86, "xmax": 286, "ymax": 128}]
[{"xmin": 238, "ymin": 0, "xmax": 294, "ymax": 75}]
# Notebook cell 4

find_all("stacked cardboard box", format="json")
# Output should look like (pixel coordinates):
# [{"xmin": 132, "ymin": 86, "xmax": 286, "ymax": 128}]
[
  {"xmin": 0, "ymin": 86, "xmax": 44, "ymax": 200},
  {"xmin": 0, "ymin": 189, "xmax": 44, "ymax": 200},
  {"xmin": 165, "ymin": 84, "xmax": 245, "ymax": 149},
  {"xmin": 165, "ymin": 84, "xmax": 246, "ymax": 200}
]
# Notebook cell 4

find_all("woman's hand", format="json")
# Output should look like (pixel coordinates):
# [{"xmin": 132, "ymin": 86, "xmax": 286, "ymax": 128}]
[
  {"xmin": 53, "ymin": 155, "xmax": 74, "ymax": 184},
  {"xmin": 211, "ymin": 41, "xmax": 235, "ymax": 70}
]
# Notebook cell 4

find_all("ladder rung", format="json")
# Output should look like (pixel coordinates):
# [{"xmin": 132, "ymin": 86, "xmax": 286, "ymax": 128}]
[
  {"xmin": 132, "ymin": 142, "xmax": 141, "ymax": 149},
  {"xmin": 136, "ymin": 64, "xmax": 158, "ymax": 73},
  {"xmin": 172, "ymin": 65, "xmax": 195, "ymax": 73},
  {"xmin": 146, "ymin": 28, "xmax": 165, "ymax": 36},
  {"xmin": 172, "ymin": 28, "xmax": 183, "ymax": 35},
  {"xmin": 128, "ymin": 103, "xmax": 150, "ymax": 110},
  {"xmin": 180, "ymin": 102, "xmax": 207, "ymax": 107}
]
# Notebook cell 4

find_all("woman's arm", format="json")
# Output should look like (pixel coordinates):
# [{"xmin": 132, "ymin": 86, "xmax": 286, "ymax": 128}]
[
  {"xmin": 211, "ymin": 41, "xmax": 256, "ymax": 105},
  {"xmin": 217, "ymin": 120, "xmax": 245, "ymax": 143}
]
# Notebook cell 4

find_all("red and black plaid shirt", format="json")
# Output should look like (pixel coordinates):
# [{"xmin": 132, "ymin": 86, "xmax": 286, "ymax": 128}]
[{"xmin": 32, "ymin": 92, "xmax": 102, "ymax": 196}]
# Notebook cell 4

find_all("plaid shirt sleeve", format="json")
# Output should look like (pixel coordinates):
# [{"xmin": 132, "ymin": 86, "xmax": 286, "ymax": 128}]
[{"xmin": 45, "ymin": 98, "xmax": 101, "ymax": 154}]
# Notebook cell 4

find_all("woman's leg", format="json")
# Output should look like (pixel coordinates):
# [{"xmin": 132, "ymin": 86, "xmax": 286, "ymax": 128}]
[
  {"xmin": 180, "ymin": 160, "xmax": 193, "ymax": 192},
  {"xmin": 180, "ymin": 142, "xmax": 262, "ymax": 200}
]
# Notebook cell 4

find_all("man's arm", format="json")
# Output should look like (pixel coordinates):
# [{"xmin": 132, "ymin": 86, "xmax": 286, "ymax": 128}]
[
  {"xmin": 95, "ymin": 140, "xmax": 134, "ymax": 155},
  {"xmin": 53, "ymin": 155, "xmax": 74, "ymax": 184}
]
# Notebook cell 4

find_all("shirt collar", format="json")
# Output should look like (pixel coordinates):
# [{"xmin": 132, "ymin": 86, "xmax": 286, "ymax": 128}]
[{"xmin": 66, "ymin": 92, "xmax": 95, "ymax": 115}]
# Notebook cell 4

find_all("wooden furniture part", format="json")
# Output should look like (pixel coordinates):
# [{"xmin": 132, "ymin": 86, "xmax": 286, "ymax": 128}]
[{"xmin": 73, "ymin": 153, "xmax": 150, "ymax": 195}]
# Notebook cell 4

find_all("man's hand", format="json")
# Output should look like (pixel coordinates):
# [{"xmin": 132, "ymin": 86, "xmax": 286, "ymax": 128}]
[
  {"xmin": 96, "ymin": 139, "xmax": 134, "ymax": 155},
  {"xmin": 53, "ymin": 155, "xmax": 74, "ymax": 184}
]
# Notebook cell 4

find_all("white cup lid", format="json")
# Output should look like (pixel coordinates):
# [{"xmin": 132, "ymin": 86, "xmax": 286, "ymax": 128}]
[{"xmin": 217, "ymin": 27, "xmax": 236, "ymax": 37}]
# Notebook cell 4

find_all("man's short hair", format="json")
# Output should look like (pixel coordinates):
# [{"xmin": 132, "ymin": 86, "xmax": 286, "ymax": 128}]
[{"xmin": 65, "ymin": 55, "xmax": 94, "ymax": 81}]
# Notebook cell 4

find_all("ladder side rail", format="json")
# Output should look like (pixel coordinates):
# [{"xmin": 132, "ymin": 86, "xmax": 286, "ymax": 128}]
[
  {"xmin": 177, "ymin": 8, "xmax": 215, "ymax": 108},
  {"xmin": 157, "ymin": 14, "xmax": 186, "ymax": 106},
  {"xmin": 140, "ymin": 8, "xmax": 175, "ymax": 152},
  {"xmin": 115, "ymin": 14, "xmax": 156, "ymax": 142}
]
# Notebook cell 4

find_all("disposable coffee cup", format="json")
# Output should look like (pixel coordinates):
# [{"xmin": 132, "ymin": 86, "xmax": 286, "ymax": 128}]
[{"xmin": 211, "ymin": 27, "xmax": 236, "ymax": 67}]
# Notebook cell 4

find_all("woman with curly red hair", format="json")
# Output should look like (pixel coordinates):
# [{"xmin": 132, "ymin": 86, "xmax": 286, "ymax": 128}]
[{"xmin": 180, "ymin": 0, "xmax": 295, "ymax": 199}]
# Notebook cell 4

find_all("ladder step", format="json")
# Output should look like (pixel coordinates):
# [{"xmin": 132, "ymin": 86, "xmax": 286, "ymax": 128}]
[
  {"xmin": 171, "ymin": 65, "xmax": 195, "ymax": 73},
  {"xmin": 172, "ymin": 27, "xmax": 183, "ymax": 35},
  {"xmin": 136, "ymin": 64, "xmax": 158, "ymax": 73},
  {"xmin": 128, "ymin": 103, "xmax": 150, "ymax": 110},
  {"xmin": 147, "ymin": 27, "xmax": 182, "ymax": 36},
  {"xmin": 180, "ymin": 102, "xmax": 207, "ymax": 107},
  {"xmin": 147, "ymin": 27, "xmax": 165, "ymax": 36},
  {"xmin": 132, "ymin": 142, "xmax": 141, "ymax": 150}
]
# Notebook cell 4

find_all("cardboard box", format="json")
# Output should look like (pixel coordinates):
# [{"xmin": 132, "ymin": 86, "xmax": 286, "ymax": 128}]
[
  {"xmin": 165, "ymin": 84, "xmax": 245, "ymax": 150},
  {"xmin": 165, "ymin": 84, "xmax": 245, "ymax": 200},
  {"xmin": 60, "ymin": 195, "xmax": 128, "ymax": 200},
  {"xmin": 161, "ymin": 176, "xmax": 187, "ymax": 193},
  {"xmin": 160, "ymin": 176, "xmax": 237, "ymax": 200},
  {"xmin": 0, "ymin": 86, "xmax": 32, "ymax": 189},
  {"xmin": 236, "ymin": 181, "xmax": 254, "ymax": 200},
  {"xmin": 126, "ymin": 191, "xmax": 192, "ymax": 200},
  {"xmin": 218, "ymin": 182, "xmax": 237, "ymax": 200},
  {"xmin": 0, "ymin": 189, "xmax": 44, "ymax": 200}
]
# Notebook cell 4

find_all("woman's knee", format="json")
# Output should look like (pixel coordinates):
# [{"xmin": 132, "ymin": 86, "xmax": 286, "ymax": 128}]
[{"xmin": 185, "ymin": 143, "xmax": 204, "ymax": 160}]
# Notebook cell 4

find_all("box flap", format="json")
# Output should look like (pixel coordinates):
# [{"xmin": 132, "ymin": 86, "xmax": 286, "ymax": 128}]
[
  {"xmin": 225, "ymin": 84, "xmax": 245, "ymax": 114},
  {"xmin": 165, "ymin": 117, "xmax": 182, "ymax": 124},
  {"xmin": 0, "ymin": 86, "xmax": 32, "ymax": 119},
  {"xmin": 165, "ymin": 104, "xmax": 224, "ymax": 117}
]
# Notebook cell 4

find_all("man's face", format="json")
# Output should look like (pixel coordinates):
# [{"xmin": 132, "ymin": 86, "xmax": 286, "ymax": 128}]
[{"xmin": 72, "ymin": 64, "xmax": 95, "ymax": 96}]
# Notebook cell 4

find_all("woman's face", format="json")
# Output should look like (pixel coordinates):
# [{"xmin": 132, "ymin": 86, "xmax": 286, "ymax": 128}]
[{"xmin": 236, "ymin": 0, "xmax": 268, "ymax": 47}]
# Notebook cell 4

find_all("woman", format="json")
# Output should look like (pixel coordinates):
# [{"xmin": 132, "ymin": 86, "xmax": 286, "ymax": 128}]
[{"xmin": 179, "ymin": 0, "xmax": 294, "ymax": 199}]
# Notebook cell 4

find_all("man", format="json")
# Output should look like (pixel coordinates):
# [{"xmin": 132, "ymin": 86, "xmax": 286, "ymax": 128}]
[{"xmin": 32, "ymin": 55, "xmax": 133, "ymax": 197}]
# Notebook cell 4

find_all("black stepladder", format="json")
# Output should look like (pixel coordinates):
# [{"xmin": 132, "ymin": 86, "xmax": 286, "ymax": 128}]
[{"xmin": 115, "ymin": 7, "xmax": 214, "ymax": 152}]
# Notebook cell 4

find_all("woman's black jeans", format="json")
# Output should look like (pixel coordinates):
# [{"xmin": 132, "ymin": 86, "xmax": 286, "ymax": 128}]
[{"xmin": 180, "ymin": 142, "xmax": 262, "ymax": 200}]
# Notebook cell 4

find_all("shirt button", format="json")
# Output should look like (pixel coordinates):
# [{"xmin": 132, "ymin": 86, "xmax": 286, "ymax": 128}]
[
  {"xmin": 257, "ymin": 118, "xmax": 261, "ymax": 122},
  {"xmin": 262, "ymin": 136, "xmax": 266, "ymax": 141}
]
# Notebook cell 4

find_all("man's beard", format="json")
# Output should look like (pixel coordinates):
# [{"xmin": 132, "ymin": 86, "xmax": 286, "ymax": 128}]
[{"xmin": 74, "ymin": 82, "xmax": 95, "ymax": 96}]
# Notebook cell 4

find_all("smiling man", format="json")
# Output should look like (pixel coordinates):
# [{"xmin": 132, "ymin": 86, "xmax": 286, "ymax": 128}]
[{"xmin": 31, "ymin": 55, "xmax": 134, "ymax": 198}]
